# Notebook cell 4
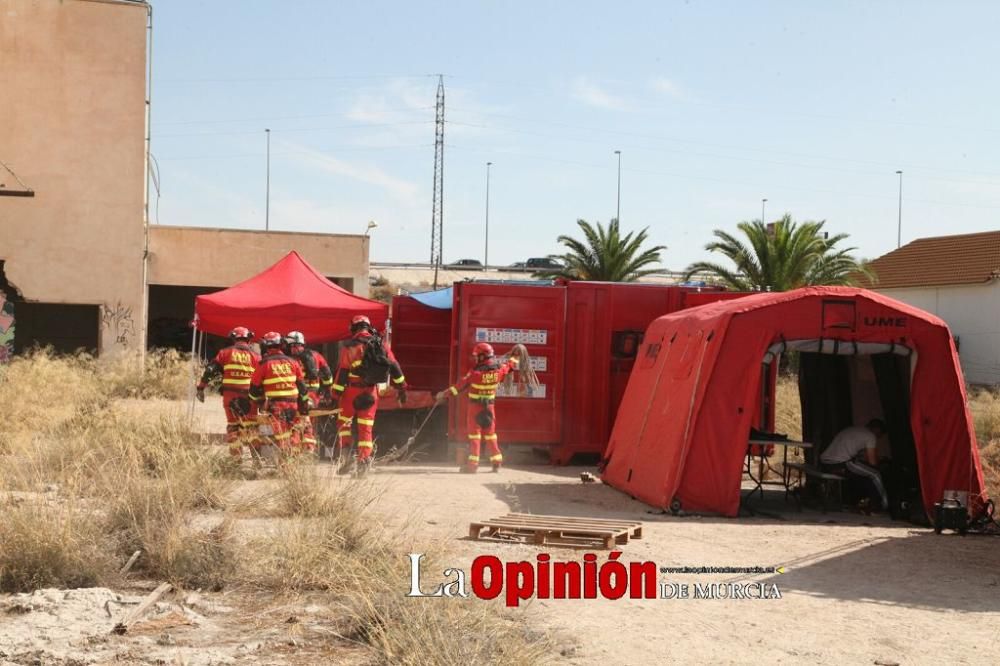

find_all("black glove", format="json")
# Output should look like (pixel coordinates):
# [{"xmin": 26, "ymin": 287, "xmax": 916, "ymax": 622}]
[
  {"xmin": 397, "ymin": 388, "xmax": 407, "ymax": 405},
  {"xmin": 298, "ymin": 397, "xmax": 312, "ymax": 416},
  {"xmin": 196, "ymin": 386, "xmax": 205, "ymax": 403}
]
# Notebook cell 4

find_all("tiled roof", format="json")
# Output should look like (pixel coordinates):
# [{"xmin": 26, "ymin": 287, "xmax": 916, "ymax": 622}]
[{"xmin": 861, "ymin": 230, "xmax": 1000, "ymax": 289}]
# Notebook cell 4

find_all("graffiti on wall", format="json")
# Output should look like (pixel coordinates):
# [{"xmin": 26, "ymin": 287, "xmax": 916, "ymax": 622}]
[
  {"xmin": 101, "ymin": 301, "xmax": 135, "ymax": 348},
  {"xmin": 0, "ymin": 293, "xmax": 14, "ymax": 363}
]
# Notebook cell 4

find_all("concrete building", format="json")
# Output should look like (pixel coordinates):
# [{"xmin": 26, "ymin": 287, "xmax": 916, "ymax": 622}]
[
  {"xmin": 864, "ymin": 230, "xmax": 1000, "ymax": 385},
  {"xmin": 1, "ymin": 0, "xmax": 149, "ymax": 357},
  {"xmin": 1, "ymin": 0, "xmax": 370, "ymax": 357}
]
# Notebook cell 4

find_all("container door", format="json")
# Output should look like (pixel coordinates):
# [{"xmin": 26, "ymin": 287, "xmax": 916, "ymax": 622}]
[{"xmin": 448, "ymin": 283, "xmax": 566, "ymax": 445}]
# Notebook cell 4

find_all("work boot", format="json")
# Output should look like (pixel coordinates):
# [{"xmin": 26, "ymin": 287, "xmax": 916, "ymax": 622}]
[
  {"xmin": 355, "ymin": 458, "xmax": 372, "ymax": 479},
  {"xmin": 491, "ymin": 462, "xmax": 501, "ymax": 473},
  {"xmin": 337, "ymin": 457, "xmax": 355, "ymax": 476}
]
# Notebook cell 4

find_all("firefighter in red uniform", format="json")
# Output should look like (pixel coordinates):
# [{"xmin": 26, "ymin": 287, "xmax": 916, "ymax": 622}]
[
  {"xmin": 330, "ymin": 315, "xmax": 406, "ymax": 476},
  {"xmin": 284, "ymin": 331, "xmax": 333, "ymax": 452},
  {"xmin": 436, "ymin": 342, "xmax": 519, "ymax": 473},
  {"xmin": 249, "ymin": 331, "xmax": 311, "ymax": 453},
  {"xmin": 195, "ymin": 326, "xmax": 260, "ymax": 457}
]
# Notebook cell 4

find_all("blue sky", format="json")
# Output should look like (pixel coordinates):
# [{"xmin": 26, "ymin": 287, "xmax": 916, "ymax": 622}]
[{"xmin": 151, "ymin": 1, "xmax": 1000, "ymax": 269}]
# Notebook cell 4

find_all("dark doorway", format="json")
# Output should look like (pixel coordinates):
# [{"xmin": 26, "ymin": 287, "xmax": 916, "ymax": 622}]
[
  {"xmin": 148, "ymin": 284, "xmax": 224, "ymax": 351},
  {"xmin": 13, "ymin": 302, "xmax": 99, "ymax": 355}
]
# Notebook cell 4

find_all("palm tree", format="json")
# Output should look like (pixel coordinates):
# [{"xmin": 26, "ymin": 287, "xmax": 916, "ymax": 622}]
[
  {"xmin": 535, "ymin": 218, "xmax": 665, "ymax": 281},
  {"xmin": 684, "ymin": 215, "xmax": 871, "ymax": 291}
]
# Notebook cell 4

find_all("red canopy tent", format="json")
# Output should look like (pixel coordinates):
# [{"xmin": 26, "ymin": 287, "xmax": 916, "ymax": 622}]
[
  {"xmin": 601, "ymin": 286, "xmax": 988, "ymax": 519},
  {"xmin": 193, "ymin": 251, "xmax": 386, "ymax": 343}
]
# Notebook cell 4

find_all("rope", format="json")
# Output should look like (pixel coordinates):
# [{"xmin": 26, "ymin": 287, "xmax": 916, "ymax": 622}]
[{"xmin": 501, "ymin": 344, "xmax": 540, "ymax": 397}]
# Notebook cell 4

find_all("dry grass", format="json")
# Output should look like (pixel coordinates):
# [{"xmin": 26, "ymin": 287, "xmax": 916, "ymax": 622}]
[
  {"xmin": 969, "ymin": 388, "xmax": 1000, "ymax": 498},
  {"xmin": 0, "ymin": 352, "xmax": 549, "ymax": 663},
  {"xmin": 774, "ymin": 375, "xmax": 802, "ymax": 441}
]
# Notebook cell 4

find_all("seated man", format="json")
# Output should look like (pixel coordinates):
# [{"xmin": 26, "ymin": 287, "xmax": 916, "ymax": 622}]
[{"xmin": 819, "ymin": 419, "xmax": 889, "ymax": 511}]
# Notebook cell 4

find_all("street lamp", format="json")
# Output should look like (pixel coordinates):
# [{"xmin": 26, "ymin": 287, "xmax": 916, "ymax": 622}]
[
  {"xmin": 484, "ymin": 162, "xmax": 492, "ymax": 270},
  {"xmin": 761, "ymin": 198, "xmax": 767, "ymax": 225},
  {"xmin": 265, "ymin": 128, "xmax": 271, "ymax": 231},
  {"xmin": 364, "ymin": 220, "xmax": 379, "ymax": 237},
  {"xmin": 614, "ymin": 150, "xmax": 622, "ymax": 223},
  {"xmin": 896, "ymin": 170, "xmax": 903, "ymax": 248}
]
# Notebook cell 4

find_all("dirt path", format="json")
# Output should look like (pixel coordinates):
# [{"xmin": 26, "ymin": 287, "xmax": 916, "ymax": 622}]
[
  {"xmin": 362, "ymin": 460, "xmax": 1000, "ymax": 665},
  {"xmin": 120, "ymin": 397, "xmax": 1000, "ymax": 663}
]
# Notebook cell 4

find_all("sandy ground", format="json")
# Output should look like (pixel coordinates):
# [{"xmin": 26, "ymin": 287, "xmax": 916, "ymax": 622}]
[{"xmin": 3, "ymin": 397, "xmax": 999, "ymax": 665}]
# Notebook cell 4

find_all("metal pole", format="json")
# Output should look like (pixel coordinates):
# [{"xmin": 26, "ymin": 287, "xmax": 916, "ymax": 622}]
[
  {"xmin": 188, "ymin": 317, "xmax": 198, "ymax": 422},
  {"xmin": 139, "ymin": 3, "xmax": 153, "ymax": 363},
  {"xmin": 762, "ymin": 198, "xmax": 767, "ymax": 225},
  {"xmin": 484, "ymin": 161, "xmax": 492, "ymax": 269},
  {"xmin": 614, "ymin": 150, "xmax": 622, "ymax": 222},
  {"xmin": 265, "ymin": 128, "xmax": 271, "ymax": 231},
  {"xmin": 896, "ymin": 170, "xmax": 903, "ymax": 248}
]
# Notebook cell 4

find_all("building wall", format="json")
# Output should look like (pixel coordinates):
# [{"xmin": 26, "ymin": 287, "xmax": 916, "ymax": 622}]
[
  {"xmin": 148, "ymin": 226, "xmax": 370, "ymax": 296},
  {"xmin": 877, "ymin": 283, "xmax": 1000, "ymax": 385},
  {"xmin": 0, "ymin": 0, "xmax": 148, "ymax": 354}
]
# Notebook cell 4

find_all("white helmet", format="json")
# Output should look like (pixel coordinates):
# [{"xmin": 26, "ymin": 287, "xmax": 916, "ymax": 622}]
[{"xmin": 286, "ymin": 331, "xmax": 305, "ymax": 346}]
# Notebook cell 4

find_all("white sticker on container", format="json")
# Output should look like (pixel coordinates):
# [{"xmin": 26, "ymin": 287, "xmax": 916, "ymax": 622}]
[
  {"xmin": 528, "ymin": 356, "xmax": 547, "ymax": 372},
  {"xmin": 495, "ymin": 383, "xmax": 547, "ymax": 399},
  {"xmin": 475, "ymin": 327, "xmax": 549, "ymax": 345}
]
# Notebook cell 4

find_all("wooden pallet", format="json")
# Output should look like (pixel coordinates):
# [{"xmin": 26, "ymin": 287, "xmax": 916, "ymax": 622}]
[{"xmin": 469, "ymin": 513, "xmax": 643, "ymax": 550}]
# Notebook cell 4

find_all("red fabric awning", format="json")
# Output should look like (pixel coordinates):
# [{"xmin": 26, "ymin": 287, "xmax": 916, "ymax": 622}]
[{"xmin": 194, "ymin": 251, "xmax": 386, "ymax": 343}]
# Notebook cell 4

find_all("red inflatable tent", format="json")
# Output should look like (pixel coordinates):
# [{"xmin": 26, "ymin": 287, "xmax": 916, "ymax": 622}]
[
  {"xmin": 194, "ymin": 251, "xmax": 386, "ymax": 343},
  {"xmin": 601, "ymin": 286, "xmax": 988, "ymax": 519}
]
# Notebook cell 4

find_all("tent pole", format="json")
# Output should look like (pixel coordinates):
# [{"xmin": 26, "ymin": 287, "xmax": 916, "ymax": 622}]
[{"xmin": 188, "ymin": 318, "xmax": 198, "ymax": 423}]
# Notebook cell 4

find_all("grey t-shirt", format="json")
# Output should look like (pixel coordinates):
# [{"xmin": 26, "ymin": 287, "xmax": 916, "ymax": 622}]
[{"xmin": 820, "ymin": 426, "xmax": 876, "ymax": 465}]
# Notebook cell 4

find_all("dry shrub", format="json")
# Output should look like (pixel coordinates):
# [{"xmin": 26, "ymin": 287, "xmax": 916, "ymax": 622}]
[
  {"xmin": 775, "ymin": 375, "xmax": 802, "ymax": 441},
  {"xmin": 99, "ymin": 348, "xmax": 193, "ymax": 400},
  {"xmin": 979, "ymin": 439, "xmax": 1000, "ymax": 499},
  {"xmin": 0, "ymin": 497, "xmax": 117, "ymax": 593},
  {"xmin": 969, "ymin": 388, "xmax": 1000, "ymax": 443},
  {"xmin": 0, "ymin": 351, "xmax": 102, "ymax": 451},
  {"xmin": 351, "ymin": 593, "xmax": 549, "ymax": 666}
]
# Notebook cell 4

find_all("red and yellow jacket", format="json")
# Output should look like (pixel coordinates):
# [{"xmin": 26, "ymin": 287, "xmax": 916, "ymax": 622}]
[
  {"xmin": 197, "ymin": 343, "xmax": 260, "ymax": 393},
  {"xmin": 331, "ymin": 331, "xmax": 405, "ymax": 394},
  {"xmin": 303, "ymin": 349, "xmax": 334, "ymax": 393},
  {"xmin": 249, "ymin": 352, "xmax": 308, "ymax": 403},
  {"xmin": 447, "ymin": 357, "xmax": 518, "ymax": 402}
]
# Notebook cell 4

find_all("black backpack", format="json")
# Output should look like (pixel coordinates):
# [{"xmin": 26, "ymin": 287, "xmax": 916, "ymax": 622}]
[{"xmin": 356, "ymin": 333, "xmax": 392, "ymax": 385}]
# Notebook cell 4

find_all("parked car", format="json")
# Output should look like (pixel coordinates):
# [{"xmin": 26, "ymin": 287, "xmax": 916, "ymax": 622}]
[
  {"xmin": 506, "ymin": 261, "xmax": 527, "ymax": 271},
  {"xmin": 447, "ymin": 258, "xmax": 484, "ymax": 269},
  {"xmin": 525, "ymin": 257, "xmax": 563, "ymax": 270}
]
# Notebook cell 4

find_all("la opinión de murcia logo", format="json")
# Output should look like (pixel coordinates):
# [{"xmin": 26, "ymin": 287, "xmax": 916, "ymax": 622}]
[{"xmin": 407, "ymin": 553, "xmax": 783, "ymax": 607}]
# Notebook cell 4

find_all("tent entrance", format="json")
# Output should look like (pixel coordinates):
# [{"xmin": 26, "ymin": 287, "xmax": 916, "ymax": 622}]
[{"xmin": 766, "ymin": 339, "xmax": 922, "ymax": 513}]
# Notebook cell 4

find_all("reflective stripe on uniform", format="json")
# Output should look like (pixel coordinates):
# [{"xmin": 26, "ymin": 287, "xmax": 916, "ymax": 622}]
[
  {"xmin": 357, "ymin": 441, "xmax": 374, "ymax": 450},
  {"xmin": 223, "ymin": 364, "xmax": 255, "ymax": 373},
  {"xmin": 222, "ymin": 378, "xmax": 252, "ymax": 386},
  {"xmin": 468, "ymin": 434, "xmax": 482, "ymax": 440},
  {"xmin": 489, "ymin": 454, "xmax": 502, "ymax": 462},
  {"xmin": 483, "ymin": 434, "xmax": 498, "ymax": 441},
  {"xmin": 357, "ymin": 418, "xmax": 375, "ymax": 426},
  {"xmin": 331, "ymin": 383, "xmax": 345, "ymax": 391},
  {"xmin": 263, "ymin": 376, "xmax": 296, "ymax": 385},
  {"xmin": 449, "ymin": 386, "xmax": 459, "ymax": 396},
  {"xmin": 351, "ymin": 360, "xmax": 363, "ymax": 368},
  {"xmin": 467, "ymin": 455, "xmax": 480, "ymax": 462},
  {"xmin": 392, "ymin": 375, "xmax": 406, "ymax": 385},
  {"xmin": 321, "ymin": 377, "xmax": 333, "ymax": 386},
  {"xmin": 471, "ymin": 383, "xmax": 496, "ymax": 390},
  {"xmin": 274, "ymin": 431, "xmax": 292, "ymax": 441},
  {"xmin": 265, "ymin": 388, "xmax": 299, "ymax": 398}
]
